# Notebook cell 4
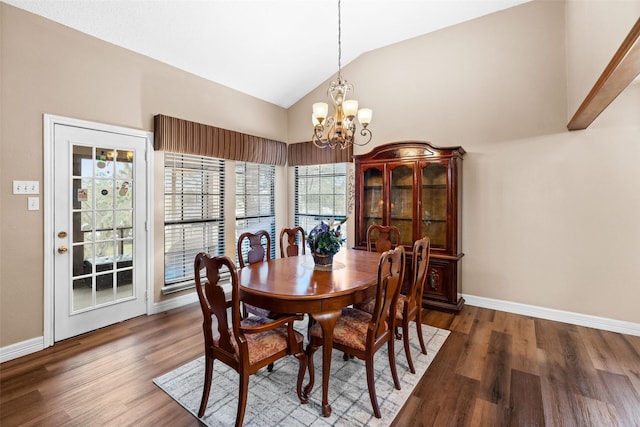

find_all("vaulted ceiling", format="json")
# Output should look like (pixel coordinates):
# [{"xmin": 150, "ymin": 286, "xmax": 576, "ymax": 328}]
[{"xmin": 4, "ymin": 0, "xmax": 531, "ymax": 108}]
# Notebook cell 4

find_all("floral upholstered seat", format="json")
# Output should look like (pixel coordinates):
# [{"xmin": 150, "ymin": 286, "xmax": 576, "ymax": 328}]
[
  {"xmin": 309, "ymin": 307, "xmax": 387, "ymax": 352},
  {"xmin": 215, "ymin": 316, "xmax": 305, "ymax": 366}
]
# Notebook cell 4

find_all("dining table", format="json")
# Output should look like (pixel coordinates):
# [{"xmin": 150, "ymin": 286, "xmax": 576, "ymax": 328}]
[{"xmin": 237, "ymin": 248, "xmax": 382, "ymax": 417}]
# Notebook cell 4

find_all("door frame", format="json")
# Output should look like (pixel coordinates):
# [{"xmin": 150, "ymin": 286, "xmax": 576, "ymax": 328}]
[{"xmin": 43, "ymin": 114, "xmax": 154, "ymax": 348}]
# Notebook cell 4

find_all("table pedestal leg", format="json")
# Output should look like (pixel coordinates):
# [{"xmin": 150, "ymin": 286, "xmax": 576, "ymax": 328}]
[{"xmin": 309, "ymin": 310, "xmax": 341, "ymax": 417}]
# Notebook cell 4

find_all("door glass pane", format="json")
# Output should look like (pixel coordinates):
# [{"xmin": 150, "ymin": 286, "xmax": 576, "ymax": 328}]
[
  {"xmin": 95, "ymin": 180, "xmax": 114, "ymax": 209},
  {"xmin": 73, "ymin": 145, "xmax": 93, "ymax": 177},
  {"xmin": 73, "ymin": 278, "xmax": 92, "ymax": 311},
  {"xmin": 73, "ymin": 211, "xmax": 93, "ymax": 243},
  {"xmin": 96, "ymin": 273, "xmax": 115, "ymax": 304},
  {"xmin": 390, "ymin": 165, "xmax": 413, "ymax": 246},
  {"xmin": 116, "ymin": 180, "xmax": 133, "ymax": 208},
  {"xmin": 115, "ymin": 150, "xmax": 133, "ymax": 179},
  {"xmin": 73, "ymin": 178, "xmax": 91, "ymax": 210},
  {"xmin": 118, "ymin": 239, "xmax": 133, "ymax": 258},
  {"xmin": 72, "ymin": 244, "xmax": 92, "ymax": 277},
  {"xmin": 421, "ymin": 163, "xmax": 448, "ymax": 249},
  {"xmin": 117, "ymin": 270, "xmax": 133, "ymax": 298},
  {"xmin": 71, "ymin": 144, "xmax": 136, "ymax": 313},
  {"xmin": 95, "ymin": 148, "xmax": 115, "ymax": 177}
]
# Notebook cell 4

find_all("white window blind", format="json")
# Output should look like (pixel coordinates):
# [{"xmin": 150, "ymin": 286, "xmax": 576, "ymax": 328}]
[
  {"xmin": 295, "ymin": 163, "xmax": 348, "ymax": 235},
  {"xmin": 236, "ymin": 162, "xmax": 276, "ymax": 263},
  {"xmin": 164, "ymin": 153, "xmax": 225, "ymax": 289}
]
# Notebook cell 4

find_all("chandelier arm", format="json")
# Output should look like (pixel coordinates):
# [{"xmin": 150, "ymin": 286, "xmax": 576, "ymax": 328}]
[
  {"xmin": 312, "ymin": 126, "xmax": 326, "ymax": 148},
  {"xmin": 350, "ymin": 128, "xmax": 373, "ymax": 146}
]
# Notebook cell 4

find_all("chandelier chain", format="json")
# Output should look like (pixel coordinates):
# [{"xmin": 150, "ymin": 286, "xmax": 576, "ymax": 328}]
[{"xmin": 337, "ymin": 0, "xmax": 342, "ymax": 79}]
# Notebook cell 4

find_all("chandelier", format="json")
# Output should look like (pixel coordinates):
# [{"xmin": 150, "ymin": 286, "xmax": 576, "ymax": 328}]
[{"xmin": 311, "ymin": 0, "xmax": 372, "ymax": 150}]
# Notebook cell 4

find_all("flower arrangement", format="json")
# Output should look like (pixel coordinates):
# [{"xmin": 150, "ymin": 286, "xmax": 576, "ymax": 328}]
[{"xmin": 307, "ymin": 218, "xmax": 347, "ymax": 257}]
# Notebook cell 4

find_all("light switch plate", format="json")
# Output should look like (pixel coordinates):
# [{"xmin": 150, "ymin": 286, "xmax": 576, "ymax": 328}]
[
  {"xmin": 13, "ymin": 180, "xmax": 40, "ymax": 194},
  {"xmin": 28, "ymin": 197, "xmax": 40, "ymax": 211}
]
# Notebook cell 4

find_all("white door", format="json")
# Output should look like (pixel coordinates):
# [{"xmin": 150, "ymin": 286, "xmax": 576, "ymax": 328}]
[{"xmin": 53, "ymin": 124, "xmax": 147, "ymax": 341}]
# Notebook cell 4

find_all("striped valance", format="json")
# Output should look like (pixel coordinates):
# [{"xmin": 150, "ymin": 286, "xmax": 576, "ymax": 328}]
[
  {"xmin": 287, "ymin": 141, "xmax": 353, "ymax": 166},
  {"xmin": 154, "ymin": 114, "xmax": 287, "ymax": 166}
]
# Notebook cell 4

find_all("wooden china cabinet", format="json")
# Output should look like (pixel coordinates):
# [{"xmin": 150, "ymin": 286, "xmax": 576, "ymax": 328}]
[{"xmin": 354, "ymin": 141, "xmax": 465, "ymax": 312}]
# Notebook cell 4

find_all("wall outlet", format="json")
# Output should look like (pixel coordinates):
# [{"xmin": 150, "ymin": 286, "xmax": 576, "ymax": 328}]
[{"xmin": 13, "ymin": 180, "xmax": 40, "ymax": 194}]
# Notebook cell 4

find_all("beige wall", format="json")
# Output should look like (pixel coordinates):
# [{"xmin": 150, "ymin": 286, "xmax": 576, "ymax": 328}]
[
  {"xmin": 2, "ymin": 0, "xmax": 639, "ymax": 350},
  {"xmin": 289, "ymin": 0, "xmax": 640, "ymax": 323},
  {"xmin": 0, "ymin": 3, "xmax": 288, "ymax": 346}
]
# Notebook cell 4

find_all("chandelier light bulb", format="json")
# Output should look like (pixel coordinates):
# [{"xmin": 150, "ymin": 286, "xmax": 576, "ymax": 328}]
[
  {"xmin": 313, "ymin": 102, "xmax": 328, "ymax": 121},
  {"xmin": 342, "ymin": 100, "xmax": 358, "ymax": 118},
  {"xmin": 358, "ymin": 108, "xmax": 372, "ymax": 127}
]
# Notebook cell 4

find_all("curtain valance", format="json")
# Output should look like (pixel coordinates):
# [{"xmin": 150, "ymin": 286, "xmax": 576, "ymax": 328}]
[
  {"xmin": 154, "ymin": 114, "xmax": 287, "ymax": 166},
  {"xmin": 287, "ymin": 141, "xmax": 353, "ymax": 166}
]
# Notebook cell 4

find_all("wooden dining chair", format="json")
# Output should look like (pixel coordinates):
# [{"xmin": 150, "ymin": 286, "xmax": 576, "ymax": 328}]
[
  {"xmin": 194, "ymin": 253, "xmax": 307, "ymax": 426},
  {"xmin": 357, "ymin": 237, "xmax": 430, "ymax": 374},
  {"xmin": 237, "ymin": 230, "xmax": 277, "ymax": 319},
  {"xmin": 305, "ymin": 246, "xmax": 405, "ymax": 418},
  {"xmin": 366, "ymin": 224, "xmax": 401, "ymax": 253},
  {"xmin": 279, "ymin": 226, "xmax": 306, "ymax": 258}
]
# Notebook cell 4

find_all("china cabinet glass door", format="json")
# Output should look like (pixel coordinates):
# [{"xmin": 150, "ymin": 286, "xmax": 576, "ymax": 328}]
[
  {"xmin": 390, "ymin": 164, "xmax": 414, "ymax": 245},
  {"xmin": 420, "ymin": 162, "xmax": 448, "ymax": 249},
  {"xmin": 362, "ymin": 166, "xmax": 384, "ymax": 238}
]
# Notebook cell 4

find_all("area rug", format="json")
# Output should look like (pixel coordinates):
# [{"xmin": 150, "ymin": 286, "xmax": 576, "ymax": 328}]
[{"xmin": 153, "ymin": 323, "xmax": 449, "ymax": 426}]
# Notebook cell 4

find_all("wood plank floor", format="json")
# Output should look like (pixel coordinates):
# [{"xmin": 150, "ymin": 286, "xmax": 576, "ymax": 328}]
[{"xmin": 2, "ymin": 304, "xmax": 640, "ymax": 426}]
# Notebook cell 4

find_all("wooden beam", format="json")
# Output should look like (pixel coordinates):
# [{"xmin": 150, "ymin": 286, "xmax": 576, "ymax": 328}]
[{"xmin": 567, "ymin": 18, "xmax": 640, "ymax": 131}]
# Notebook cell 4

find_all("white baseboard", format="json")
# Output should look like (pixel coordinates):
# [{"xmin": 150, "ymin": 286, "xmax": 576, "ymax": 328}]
[
  {"xmin": 463, "ymin": 294, "xmax": 640, "ymax": 337},
  {"xmin": 0, "ymin": 337, "xmax": 44, "ymax": 363},
  {"xmin": 149, "ymin": 292, "xmax": 198, "ymax": 315}
]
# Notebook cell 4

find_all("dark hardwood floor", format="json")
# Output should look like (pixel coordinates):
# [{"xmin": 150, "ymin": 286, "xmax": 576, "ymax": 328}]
[{"xmin": 2, "ymin": 303, "xmax": 640, "ymax": 426}]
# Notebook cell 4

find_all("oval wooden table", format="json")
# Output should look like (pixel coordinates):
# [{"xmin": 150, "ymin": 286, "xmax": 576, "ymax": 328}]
[{"xmin": 238, "ymin": 248, "xmax": 382, "ymax": 417}]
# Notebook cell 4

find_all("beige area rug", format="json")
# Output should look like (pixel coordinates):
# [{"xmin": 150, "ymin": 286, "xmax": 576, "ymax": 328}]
[{"xmin": 153, "ymin": 323, "xmax": 449, "ymax": 426}]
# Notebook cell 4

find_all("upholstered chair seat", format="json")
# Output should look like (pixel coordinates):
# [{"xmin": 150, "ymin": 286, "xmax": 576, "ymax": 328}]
[
  {"xmin": 214, "ymin": 316, "xmax": 305, "ymax": 366},
  {"xmin": 310, "ymin": 307, "xmax": 389, "ymax": 352}
]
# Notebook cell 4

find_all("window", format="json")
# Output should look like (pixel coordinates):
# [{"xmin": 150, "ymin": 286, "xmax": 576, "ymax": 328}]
[
  {"xmin": 236, "ymin": 162, "xmax": 276, "ymax": 262},
  {"xmin": 164, "ymin": 153, "xmax": 224, "ymax": 291},
  {"xmin": 295, "ymin": 163, "xmax": 347, "ymax": 234}
]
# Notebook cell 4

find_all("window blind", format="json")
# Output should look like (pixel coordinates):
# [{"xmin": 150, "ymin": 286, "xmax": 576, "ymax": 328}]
[
  {"xmin": 295, "ymin": 163, "xmax": 348, "ymax": 237},
  {"xmin": 236, "ymin": 162, "xmax": 276, "ymax": 264},
  {"xmin": 164, "ymin": 153, "xmax": 225, "ymax": 289}
]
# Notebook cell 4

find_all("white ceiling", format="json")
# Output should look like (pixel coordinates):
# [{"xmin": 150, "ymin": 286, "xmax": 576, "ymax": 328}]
[{"xmin": 4, "ymin": 0, "xmax": 531, "ymax": 108}]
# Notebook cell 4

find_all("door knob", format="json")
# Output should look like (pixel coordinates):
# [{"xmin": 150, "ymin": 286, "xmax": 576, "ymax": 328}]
[{"xmin": 57, "ymin": 245, "xmax": 68, "ymax": 254}]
